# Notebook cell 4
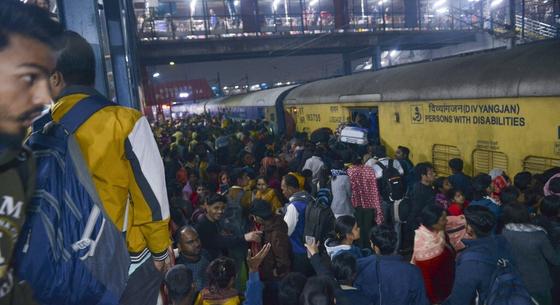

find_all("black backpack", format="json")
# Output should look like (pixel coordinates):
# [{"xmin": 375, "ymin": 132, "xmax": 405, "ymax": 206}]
[
  {"xmin": 304, "ymin": 196, "xmax": 335, "ymax": 245},
  {"xmin": 377, "ymin": 159, "xmax": 406, "ymax": 201}
]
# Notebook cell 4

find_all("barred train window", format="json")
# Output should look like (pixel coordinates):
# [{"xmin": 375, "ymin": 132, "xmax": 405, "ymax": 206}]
[
  {"xmin": 523, "ymin": 156, "xmax": 560, "ymax": 174},
  {"xmin": 472, "ymin": 149, "xmax": 508, "ymax": 176},
  {"xmin": 432, "ymin": 144, "xmax": 461, "ymax": 176}
]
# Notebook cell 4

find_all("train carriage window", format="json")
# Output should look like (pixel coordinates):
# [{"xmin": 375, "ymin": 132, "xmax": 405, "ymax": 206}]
[
  {"xmin": 472, "ymin": 149, "xmax": 508, "ymax": 176},
  {"xmin": 432, "ymin": 144, "xmax": 461, "ymax": 176},
  {"xmin": 522, "ymin": 156, "xmax": 560, "ymax": 174}
]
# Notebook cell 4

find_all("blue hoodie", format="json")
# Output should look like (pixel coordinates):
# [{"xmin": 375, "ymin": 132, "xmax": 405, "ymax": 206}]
[{"xmin": 355, "ymin": 255, "xmax": 429, "ymax": 305}]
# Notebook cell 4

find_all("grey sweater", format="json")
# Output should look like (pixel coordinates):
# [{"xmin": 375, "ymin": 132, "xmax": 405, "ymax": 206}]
[
  {"xmin": 502, "ymin": 224, "xmax": 560, "ymax": 293},
  {"xmin": 330, "ymin": 175, "xmax": 354, "ymax": 217}
]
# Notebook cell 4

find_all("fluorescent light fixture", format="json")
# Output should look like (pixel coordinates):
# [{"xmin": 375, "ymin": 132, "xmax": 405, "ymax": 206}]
[
  {"xmin": 272, "ymin": 0, "xmax": 280, "ymax": 11},
  {"xmin": 190, "ymin": 0, "xmax": 197, "ymax": 15},
  {"xmin": 490, "ymin": 0, "xmax": 503, "ymax": 7},
  {"xmin": 433, "ymin": 0, "xmax": 447, "ymax": 8},
  {"xmin": 234, "ymin": 0, "xmax": 240, "ymax": 6},
  {"xmin": 309, "ymin": 0, "xmax": 318, "ymax": 6},
  {"xmin": 169, "ymin": 61, "xmax": 175, "ymax": 66},
  {"xmin": 152, "ymin": 72, "xmax": 160, "ymax": 78},
  {"xmin": 179, "ymin": 92, "xmax": 190, "ymax": 98}
]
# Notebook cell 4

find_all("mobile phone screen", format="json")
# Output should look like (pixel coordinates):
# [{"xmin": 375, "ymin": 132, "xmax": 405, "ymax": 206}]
[{"xmin": 305, "ymin": 236, "xmax": 315, "ymax": 245}]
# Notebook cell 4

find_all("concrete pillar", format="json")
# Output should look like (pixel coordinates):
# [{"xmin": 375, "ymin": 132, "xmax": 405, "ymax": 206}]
[
  {"xmin": 343, "ymin": 53, "xmax": 352, "ymax": 75},
  {"xmin": 334, "ymin": 0, "xmax": 349, "ymax": 30},
  {"xmin": 241, "ymin": 0, "xmax": 259, "ymax": 33},
  {"xmin": 506, "ymin": 0, "xmax": 516, "ymax": 48},
  {"xmin": 372, "ymin": 46, "xmax": 381, "ymax": 70}
]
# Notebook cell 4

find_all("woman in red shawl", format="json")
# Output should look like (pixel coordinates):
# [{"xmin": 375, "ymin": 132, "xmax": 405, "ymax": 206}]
[{"xmin": 412, "ymin": 205, "xmax": 455, "ymax": 304}]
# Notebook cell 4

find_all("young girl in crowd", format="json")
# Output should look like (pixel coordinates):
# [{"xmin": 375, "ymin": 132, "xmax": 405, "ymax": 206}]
[
  {"xmin": 324, "ymin": 215, "xmax": 369, "ymax": 259},
  {"xmin": 195, "ymin": 257, "xmax": 241, "ymax": 305},
  {"xmin": 434, "ymin": 177, "xmax": 452, "ymax": 210},
  {"xmin": 447, "ymin": 189, "xmax": 469, "ymax": 216},
  {"xmin": 218, "ymin": 171, "xmax": 230, "ymax": 195}
]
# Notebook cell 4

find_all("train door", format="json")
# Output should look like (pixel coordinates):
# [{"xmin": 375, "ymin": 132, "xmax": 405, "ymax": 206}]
[{"xmin": 350, "ymin": 107, "xmax": 380, "ymax": 145}]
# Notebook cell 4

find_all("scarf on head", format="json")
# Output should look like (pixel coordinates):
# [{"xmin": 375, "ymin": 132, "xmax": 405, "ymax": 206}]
[
  {"xmin": 544, "ymin": 173, "xmax": 560, "ymax": 196},
  {"xmin": 331, "ymin": 169, "xmax": 347, "ymax": 177},
  {"xmin": 412, "ymin": 225, "xmax": 446, "ymax": 262}
]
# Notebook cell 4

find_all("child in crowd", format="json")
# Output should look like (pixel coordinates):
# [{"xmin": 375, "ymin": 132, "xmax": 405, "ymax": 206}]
[
  {"xmin": 447, "ymin": 189, "xmax": 469, "ymax": 216},
  {"xmin": 195, "ymin": 257, "xmax": 241, "ymax": 305},
  {"xmin": 434, "ymin": 177, "xmax": 452, "ymax": 210}
]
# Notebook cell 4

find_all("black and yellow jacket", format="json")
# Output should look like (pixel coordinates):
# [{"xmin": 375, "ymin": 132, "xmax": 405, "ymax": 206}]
[{"xmin": 51, "ymin": 86, "xmax": 171, "ymax": 263}]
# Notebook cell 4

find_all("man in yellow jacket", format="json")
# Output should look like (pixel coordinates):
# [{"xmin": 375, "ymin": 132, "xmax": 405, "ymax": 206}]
[{"xmin": 48, "ymin": 31, "xmax": 171, "ymax": 305}]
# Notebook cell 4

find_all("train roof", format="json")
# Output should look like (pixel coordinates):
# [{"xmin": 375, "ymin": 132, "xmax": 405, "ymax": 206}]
[
  {"xmin": 284, "ymin": 40, "xmax": 560, "ymax": 105},
  {"xmin": 207, "ymin": 85, "xmax": 297, "ymax": 107}
]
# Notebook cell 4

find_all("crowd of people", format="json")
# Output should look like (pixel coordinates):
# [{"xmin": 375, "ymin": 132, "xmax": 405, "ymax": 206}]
[
  {"xmin": 155, "ymin": 113, "xmax": 560, "ymax": 305},
  {"xmin": 1, "ymin": 2, "xmax": 560, "ymax": 305}
]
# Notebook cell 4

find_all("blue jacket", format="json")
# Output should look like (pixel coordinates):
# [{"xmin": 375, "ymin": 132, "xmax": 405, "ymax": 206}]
[
  {"xmin": 243, "ymin": 272, "xmax": 263, "ymax": 305},
  {"xmin": 287, "ymin": 192, "xmax": 310, "ymax": 254},
  {"xmin": 470, "ymin": 197, "xmax": 502, "ymax": 222},
  {"xmin": 443, "ymin": 235, "xmax": 514, "ymax": 305},
  {"xmin": 355, "ymin": 255, "xmax": 429, "ymax": 305}
]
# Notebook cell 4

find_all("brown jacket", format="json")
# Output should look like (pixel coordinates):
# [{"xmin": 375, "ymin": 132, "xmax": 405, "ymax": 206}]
[{"xmin": 260, "ymin": 215, "xmax": 292, "ymax": 281}]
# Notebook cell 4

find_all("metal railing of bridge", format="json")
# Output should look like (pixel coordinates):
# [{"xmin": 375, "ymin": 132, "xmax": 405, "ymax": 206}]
[
  {"xmin": 138, "ymin": 11, "xmax": 476, "ymax": 41},
  {"xmin": 137, "ymin": 1, "xmax": 559, "ymax": 42}
]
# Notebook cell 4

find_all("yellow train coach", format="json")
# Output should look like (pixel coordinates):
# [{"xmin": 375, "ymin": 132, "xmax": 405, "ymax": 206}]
[{"xmin": 282, "ymin": 40, "xmax": 560, "ymax": 177}]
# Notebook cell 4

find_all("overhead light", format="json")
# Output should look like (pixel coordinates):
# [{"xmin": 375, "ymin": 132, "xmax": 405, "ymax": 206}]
[
  {"xmin": 309, "ymin": 0, "xmax": 319, "ymax": 6},
  {"xmin": 433, "ymin": 0, "xmax": 447, "ymax": 8},
  {"xmin": 179, "ymin": 92, "xmax": 190, "ymax": 98},
  {"xmin": 490, "ymin": 0, "xmax": 503, "ymax": 6},
  {"xmin": 234, "ymin": 0, "xmax": 240, "ymax": 6},
  {"xmin": 272, "ymin": 0, "xmax": 280, "ymax": 11},
  {"xmin": 169, "ymin": 61, "xmax": 175, "ymax": 66},
  {"xmin": 152, "ymin": 72, "xmax": 160, "ymax": 78},
  {"xmin": 190, "ymin": 0, "xmax": 197, "ymax": 14}
]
